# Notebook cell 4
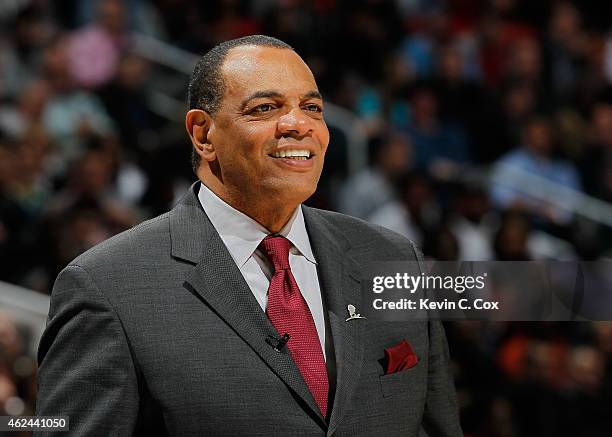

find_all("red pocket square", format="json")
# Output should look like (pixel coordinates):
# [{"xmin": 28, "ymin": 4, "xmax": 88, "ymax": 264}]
[{"xmin": 384, "ymin": 339, "xmax": 418, "ymax": 374}]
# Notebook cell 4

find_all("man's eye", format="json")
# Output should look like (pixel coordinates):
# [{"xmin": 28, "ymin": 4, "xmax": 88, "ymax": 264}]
[
  {"xmin": 304, "ymin": 104, "xmax": 323, "ymax": 113},
  {"xmin": 252, "ymin": 104, "xmax": 275, "ymax": 113}
]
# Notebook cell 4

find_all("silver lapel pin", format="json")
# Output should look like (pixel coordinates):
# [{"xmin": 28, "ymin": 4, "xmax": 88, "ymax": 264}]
[{"xmin": 345, "ymin": 304, "xmax": 366, "ymax": 321}]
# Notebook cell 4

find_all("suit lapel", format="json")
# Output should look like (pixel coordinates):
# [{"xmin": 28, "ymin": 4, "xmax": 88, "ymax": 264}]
[
  {"xmin": 171, "ymin": 184, "xmax": 326, "ymax": 427},
  {"xmin": 302, "ymin": 207, "xmax": 365, "ymax": 437}
]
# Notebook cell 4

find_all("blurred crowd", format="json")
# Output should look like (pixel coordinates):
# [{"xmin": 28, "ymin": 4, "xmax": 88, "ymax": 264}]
[{"xmin": 1, "ymin": 0, "xmax": 612, "ymax": 435}]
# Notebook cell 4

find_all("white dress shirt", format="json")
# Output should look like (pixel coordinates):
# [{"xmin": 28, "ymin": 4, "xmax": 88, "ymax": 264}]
[{"xmin": 197, "ymin": 183, "xmax": 326, "ymax": 359}]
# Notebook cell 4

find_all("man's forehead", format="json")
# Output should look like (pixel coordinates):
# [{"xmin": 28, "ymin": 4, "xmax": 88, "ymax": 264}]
[{"xmin": 221, "ymin": 45, "xmax": 317, "ymax": 92}]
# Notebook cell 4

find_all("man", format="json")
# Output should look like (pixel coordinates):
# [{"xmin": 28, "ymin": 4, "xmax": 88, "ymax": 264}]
[
  {"xmin": 337, "ymin": 133, "xmax": 412, "ymax": 220},
  {"xmin": 36, "ymin": 35, "xmax": 462, "ymax": 436},
  {"xmin": 490, "ymin": 115, "xmax": 581, "ymax": 226}
]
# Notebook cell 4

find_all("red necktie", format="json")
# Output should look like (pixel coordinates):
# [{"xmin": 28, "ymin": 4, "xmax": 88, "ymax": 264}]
[{"xmin": 259, "ymin": 235, "xmax": 329, "ymax": 417}]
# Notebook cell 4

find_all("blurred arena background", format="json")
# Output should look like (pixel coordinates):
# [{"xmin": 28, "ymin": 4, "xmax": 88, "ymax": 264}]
[{"xmin": 1, "ymin": 0, "xmax": 612, "ymax": 435}]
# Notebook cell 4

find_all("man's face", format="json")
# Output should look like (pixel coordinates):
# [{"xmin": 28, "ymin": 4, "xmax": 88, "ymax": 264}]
[
  {"xmin": 524, "ymin": 121, "xmax": 551, "ymax": 156},
  {"xmin": 206, "ymin": 45, "xmax": 329, "ymax": 207}
]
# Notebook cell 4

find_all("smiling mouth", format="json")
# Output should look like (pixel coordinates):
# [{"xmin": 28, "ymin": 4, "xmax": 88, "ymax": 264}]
[{"xmin": 268, "ymin": 149, "xmax": 313, "ymax": 161}]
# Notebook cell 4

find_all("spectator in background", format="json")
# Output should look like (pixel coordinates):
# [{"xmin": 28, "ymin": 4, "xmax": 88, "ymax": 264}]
[
  {"xmin": 476, "ymin": 5, "xmax": 536, "ymax": 88},
  {"xmin": 0, "ymin": 111, "xmax": 54, "ymax": 221},
  {"xmin": 0, "ymin": 369, "xmax": 17, "ymax": 415},
  {"xmin": 354, "ymin": 53, "xmax": 414, "ymax": 135},
  {"xmin": 200, "ymin": 0, "xmax": 261, "ymax": 46},
  {"xmin": 0, "ymin": 79, "xmax": 51, "ymax": 139},
  {"xmin": 432, "ymin": 42, "xmax": 500, "ymax": 164},
  {"xmin": 576, "ymin": 96, "xmax": 612, "ymax": 256},
  {"xmin": 261, "ymin": 2, "xmax": 312, "ymax": 56},
  {"xmin": 422, "ymin": 224, "xmax": 460, "ymax": 261},
  {"xmin": 0, "ymin": 5, "xmax": 54, "ymax": 100},
  {"xmin": 63, "ymin": 0, "xmax": 167, "ymax": 39},
  {"xmin": 405, "ymin": 84, "xmax": 470, "ymax": 181},
  {"xmin": 542, "ymin": 2, "xmax": 589, "ymax": 106},
  {"xmin": 445, "ymin": 320, "xmax": 509, "ymax": 436},
  {"xmin": 41, "ymin": 35, "xmax": 116, "ymax": 166},
  {"xmin": 66, "ymin": 0, "xmax": 129, "ymax": 89},
  {"xmin": 497, "ymin": 81, "xmax": 538, "ymax": 153},
  {"xmin": 336, "ymin": 133, "xmax": 411, "ymax": 219},
  {"xmin": 508, "ymin": 337, "xmax": 567, "ymax": 436},
  {"xmin": 369, "ymin": 171, "xmax": 440, "ymax": 246},
  {"xmin": 502, "ymin": 32, "xmax": 554, "ymax": 115},
  {"xmin": 398, "ymin": 10, "xmax": 450, "ymax": 79},
  {"xmin": 332, "ymin": 0, "xmax": 404, "ymax": 84},
  {"xmin": 580, "ymin": 97, "xmax": 612, "ymax": 203},
  {"xmin": 605, "ymin": 32, "xmax": 612, "ymax": 85},
  {"xmin": 43, "ymin": 137, "xmax": 137, "ymax": 227},
  {"xmin": 0, "ymin": 130, "xmax": 53, "ymax": 287},
  {"xmin": 489, "ymin": 208, "xmax": 576, "ymax": 261},
  {"xmin": 98, "ymin": 53, "xmax": 163, "ymax": 156},
  {"xmin": 448, "ymin": 181, "xmax": 496, "ymax": 260},
  {"xmin": 8, "ymin": 126, "xmax": 53, "ymax": 216},
  {"xmin": 493, "ymin": 211, "xmax": 531, "ymax": 261},
  {"xmin": 504, "ymin": 37, "xmax": 543, "ymax": 92},
  {"xmin": 0, "ymin": 313, "xmax": 35, "ymax": 417},
  {"xmin": 490, "ymin": 115, "xmax": 581, "ymax": 227},
  {"xmin": 0, "ymin": 139, "xmax": 28, "ymax": 284},
  {"xmin": 593, "ymin": 322, "xmax": 612, "ymax": 400},
  {"xmin": 593, "ymin": 322, "xmax": 612, "ymax": 357},
  {"xmin": 560, "ymin": 345, "xmax": 609, "ymax": 437}
]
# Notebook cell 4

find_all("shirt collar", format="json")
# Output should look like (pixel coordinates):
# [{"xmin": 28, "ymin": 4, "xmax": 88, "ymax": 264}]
[{"xmin": 197, "ymin": 182, "xmax": 317, "ymax": 267}]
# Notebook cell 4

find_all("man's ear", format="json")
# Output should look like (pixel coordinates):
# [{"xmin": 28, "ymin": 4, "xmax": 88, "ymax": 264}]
[{"xmin": 186, "ymin": 109, "xmax": 216, "ymax": 162}]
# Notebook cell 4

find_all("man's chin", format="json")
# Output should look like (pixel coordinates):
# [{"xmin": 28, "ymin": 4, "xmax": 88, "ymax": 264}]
[{"xmin": 265, "ymin": 182, "xmax": 317, "ymax": 207}]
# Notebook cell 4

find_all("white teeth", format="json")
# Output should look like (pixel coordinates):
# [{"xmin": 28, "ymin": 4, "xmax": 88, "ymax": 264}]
[{"xmin": 272, "ymin": 149, "xmax": 311, "ymax": 159}]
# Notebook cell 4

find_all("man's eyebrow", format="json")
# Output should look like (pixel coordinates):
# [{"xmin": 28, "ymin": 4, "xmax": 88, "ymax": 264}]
[
  {"xmin": 240, "ymin": 91, "xmax": 283, "ymax": 110},
  {"xmin": 240, "ymin": 90, "xmax": 323, "ymax": 110},
  {"xmin": 303, "ymin": 90, "xmax": 323, "ymax": 100}
]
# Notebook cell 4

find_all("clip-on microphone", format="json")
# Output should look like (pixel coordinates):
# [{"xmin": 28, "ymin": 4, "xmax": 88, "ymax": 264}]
[{"xmin": 266, "ymin": 333, "xmax": 291, "ymax": 352}]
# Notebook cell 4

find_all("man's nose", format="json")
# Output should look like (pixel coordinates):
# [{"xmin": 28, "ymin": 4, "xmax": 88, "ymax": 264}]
[{"xmin": 277, "ymin": 108, "xmax": 314, "ymax": 138}]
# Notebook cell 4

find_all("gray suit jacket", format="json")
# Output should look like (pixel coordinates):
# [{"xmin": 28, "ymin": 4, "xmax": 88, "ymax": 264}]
[{"xmin": 36, "ymin": 183, "xmax": 463, "ymax": 437}]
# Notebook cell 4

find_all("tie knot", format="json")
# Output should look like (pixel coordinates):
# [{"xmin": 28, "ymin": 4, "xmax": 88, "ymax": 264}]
[{"xmin": 258, "ymin": 235, "xmax": 291, "ymax": 271}]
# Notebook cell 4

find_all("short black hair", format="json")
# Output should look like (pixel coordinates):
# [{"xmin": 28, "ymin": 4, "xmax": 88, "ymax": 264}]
[{"xmin": 188, "ymin": 35, "xmax": 293, "ymax": 173}]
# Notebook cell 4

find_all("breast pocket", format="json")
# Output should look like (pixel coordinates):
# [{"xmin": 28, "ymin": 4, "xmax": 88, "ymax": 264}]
[{"xmin": 378, "ymin": 361, "xmax": 425, "ymax": 399}]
